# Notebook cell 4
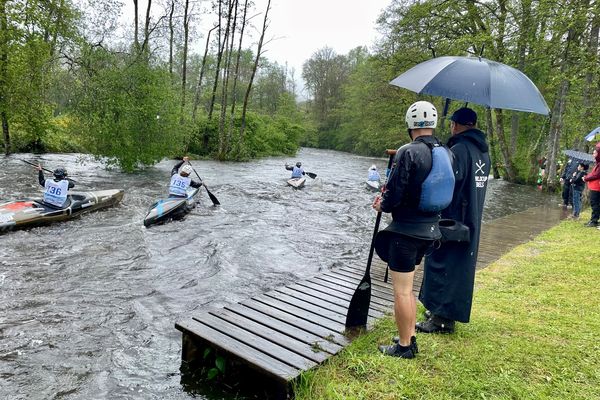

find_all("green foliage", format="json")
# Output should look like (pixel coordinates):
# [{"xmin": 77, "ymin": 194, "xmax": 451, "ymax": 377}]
[{"xmin": 72, "ymin": 49, "xmax": 183, "ymax": 171}]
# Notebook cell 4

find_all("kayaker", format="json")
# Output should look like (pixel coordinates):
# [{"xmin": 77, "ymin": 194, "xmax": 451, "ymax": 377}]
[
  {"xmin": 36, "ymin": 165, "xmax": 74, "ymax": 208},
  {"xmin": 285, "ymin": 162, "xmax": 305, "ymax": 178},
  {"xmin": 367, "ymin": 165, "xmax": 381, "ymax": 182},
  {"xmin": 169, "ymin": 156, "xmax": 203, "ymax": 198}
]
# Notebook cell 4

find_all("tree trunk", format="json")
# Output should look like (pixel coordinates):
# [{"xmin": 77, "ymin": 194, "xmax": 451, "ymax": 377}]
[
  {"xmin": 0, "ymin": 0, "xmax": 9, "ymax": 154},
  {"xmin": 485, "ymin": 108, "xmax": 500, "ymax": 179},
  {"xmin": 218, "ymin": 0, "xmax": 238, "ymax": 159},
  {"xmin": 226, "ymin": 0, "xmax": 248, "ymax": 155},
  {"xmin": 168, "ymin": 0, "xmax": 175, "ymax": 78},
  {"xmin": 510, "ymin": 0, "xmax": 532, "ymax": 153},
  {"xmin": 207, "ymin": 0, "xmax": 225, "ymax": 121},
  {"xmin": 238, "ymin": 0, "xmax": 271, "ymax": 154},
  {"xmin": 133, "ymin": 0, "xmax": 139, "ymax": 50},
  {"xmin": 494, "ymin": 109, "xmax": 516, "ymax": 181},
  {"xmin": 180, "ymin": 0, "xmax": 190, "ymax": 122},
  {"xmin": 581, "ymin": 8, "xmax": 599, "ymax": 150},
  {"xmin": 141, "ymin": 0, "xmax": 152, "ymax": 54},
  {"xmin": 192, "ymin": 25, "xmax": 217, "ymax": 122}
]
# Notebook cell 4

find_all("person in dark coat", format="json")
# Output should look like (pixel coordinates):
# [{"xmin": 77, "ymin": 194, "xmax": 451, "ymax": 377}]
[
  {"xmin": 569, "ymin": 162, "xmax": 588, "ymax": 219},
  {"xmin": 417, "ymin": 107, "xmax": 491, "ymax": 333},
  {"xmin": 560, "ymin": 157, "xmax": 578, "ymax": 207}
]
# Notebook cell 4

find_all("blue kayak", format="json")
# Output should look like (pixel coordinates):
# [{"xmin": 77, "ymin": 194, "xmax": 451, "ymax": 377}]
[{"xmin": 143, "ymin": 188, "xmax": 200, "ymax": 227}]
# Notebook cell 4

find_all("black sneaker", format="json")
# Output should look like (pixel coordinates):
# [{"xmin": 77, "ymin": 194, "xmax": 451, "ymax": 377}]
[
  {"xmin": 392, "ymin": 335, "xmax": 419, "ymax": 354},
  {"xmin": 584, "ymin": 221, "xmax": 598, "ymax": 227},
  {"xmin": 416, "ymin": 319, "xmax": 455, "ymax": 334},
  {"xmin": 378, "ymin": 343, "xmax": 415, "ymax": 358}
]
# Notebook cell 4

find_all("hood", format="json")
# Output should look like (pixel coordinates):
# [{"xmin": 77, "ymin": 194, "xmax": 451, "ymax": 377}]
[{"xmin": 447, "ymin": 128, "xmax": 489, "ymax": 153}]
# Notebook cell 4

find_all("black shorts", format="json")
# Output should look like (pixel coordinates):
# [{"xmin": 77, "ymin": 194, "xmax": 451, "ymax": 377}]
[{"xmin": 387, "ymin": 234, "xmax": 432, "ymax": 273}]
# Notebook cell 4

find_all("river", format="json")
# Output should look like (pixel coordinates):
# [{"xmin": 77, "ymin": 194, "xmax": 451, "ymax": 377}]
[{"xmin": 0, "ymin": 148, "xmax": 556, "ymax": 399}]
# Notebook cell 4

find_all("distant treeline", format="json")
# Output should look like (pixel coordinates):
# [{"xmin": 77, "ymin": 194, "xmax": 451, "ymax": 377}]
[
  {"xmin": 300, "ymin": 0, "xmax": 599, "ymax": 189},
  {"xmin": 0, "ymin": 0, "xmax": 313, "ymax": 170}
]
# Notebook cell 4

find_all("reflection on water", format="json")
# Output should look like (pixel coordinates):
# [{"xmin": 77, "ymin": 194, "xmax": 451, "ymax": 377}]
[{"xmin": 0, "ymin": 149, "xmax": 557, "ymax": 399}]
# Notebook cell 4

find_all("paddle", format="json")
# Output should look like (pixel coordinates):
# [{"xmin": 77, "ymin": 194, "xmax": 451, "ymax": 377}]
[
  {"xmin": 345, "ymin": 150, "xmax": 396, "ymax": 330},
  {"xmin": 20, "ymin": 159, "xmax": 78, "ymax": 183},
  {"xmin": 304, "ymin": 172, "xmax": 317, "ymax": 179},
  {"xmin": 187, "ymin": 161, "xmax": 220, "ymax": 206}
]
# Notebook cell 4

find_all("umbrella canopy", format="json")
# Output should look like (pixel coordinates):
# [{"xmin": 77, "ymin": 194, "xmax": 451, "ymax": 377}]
[
  {"xmin": 390, "ymin": 56, "xmax": 550, "ymax": 115},
  {"xmin": 585, "ymin": 126, "xmax": 600, "ymax": 142},
  {"xmin": 563, "ymin": 149, "xmax": 594, "ymax": 164}
]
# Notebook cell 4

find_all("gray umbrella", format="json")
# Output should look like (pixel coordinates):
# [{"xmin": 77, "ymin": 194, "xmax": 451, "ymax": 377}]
[
  {"xmin": 563, "ymin": 149, "xmax": 594, "ymax": 163},
  {"xmin": 390, "ymin": 56, "xmax": 550, "ymax": 115}
]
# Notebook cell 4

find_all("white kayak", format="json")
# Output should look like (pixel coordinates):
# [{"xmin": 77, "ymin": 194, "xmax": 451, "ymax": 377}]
[
  {"xmin": 287, "ymin": 177, "xmax": 306, "ymax": 189},
  {"xmin": 366, "ymin": 180, "xmax": 381, "ymax": 191}
]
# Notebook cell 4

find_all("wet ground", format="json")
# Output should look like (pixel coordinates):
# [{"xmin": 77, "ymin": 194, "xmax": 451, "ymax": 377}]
[{"xmin": 0, "ymin": 148, "xmax": 557, "ymax": 399}]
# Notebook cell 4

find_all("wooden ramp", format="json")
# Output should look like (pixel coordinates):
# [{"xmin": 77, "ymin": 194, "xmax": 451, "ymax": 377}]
[{"xmin": 176, "ymin": 204, "xmax": 564, "ymax": 390}]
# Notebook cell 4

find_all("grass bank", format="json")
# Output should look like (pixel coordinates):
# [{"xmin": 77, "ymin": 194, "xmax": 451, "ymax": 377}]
[{"xmin": 294, "ymin": 212, "xmax": 600, "ymax": 400}]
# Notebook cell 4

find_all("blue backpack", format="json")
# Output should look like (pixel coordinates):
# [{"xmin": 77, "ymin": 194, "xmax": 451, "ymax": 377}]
[{"xmin": 418, "ymin": 143, "xmax": 455, "ymax": 212}]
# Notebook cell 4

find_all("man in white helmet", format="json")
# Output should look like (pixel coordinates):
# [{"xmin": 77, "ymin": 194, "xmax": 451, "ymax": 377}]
[
  {"xmin": 169, "ymin": 156, "xmax": 203, "ymax": 198},
  {"xmin": 367, "ymin": 165, "xmax": 381, "ymax": 182},
  {"xmin": 372, "ymin": 100, "xmax": 454, "ymax": 358}
]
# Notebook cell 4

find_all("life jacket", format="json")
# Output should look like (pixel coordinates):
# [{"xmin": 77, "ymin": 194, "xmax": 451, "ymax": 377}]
[
  {"xmin": 368, "ymin": 170, "xmax": 380, "ymax": 181},
  {"xmin": 43, "ymin": 179, "xmax": 70, "ymax": 207},
  {"xmin": 169, "ymin": 174, "xmax": 192, "ymax": 196},
  {"xmin": 418, "ymin": 143, "xmax": 455, "ymax": 212},
  {"xmin": 291, "ymin": 166, "xmax": 304, "ymax": 178}
]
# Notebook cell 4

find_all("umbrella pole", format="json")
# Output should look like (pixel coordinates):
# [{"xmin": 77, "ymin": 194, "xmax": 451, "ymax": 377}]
[{"xmin": 440, "ymin": 98, "xmax": 451, "ymax": 140}]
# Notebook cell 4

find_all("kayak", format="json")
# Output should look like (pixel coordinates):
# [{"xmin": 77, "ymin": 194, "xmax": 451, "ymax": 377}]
[
  {"xmin": 287, "ymin": 177, "xmax": 306, "ymax": 189},
  {"xmin": 0, "ymin": 189, "xmax": 124, "ymax": 233},
  {"xmin": 366, "ymin": 180, "xmax": 381, "ymax": 191},
  {"xmin": 143, "ymin": 187, "xmax": 200, "ymax": 227}
]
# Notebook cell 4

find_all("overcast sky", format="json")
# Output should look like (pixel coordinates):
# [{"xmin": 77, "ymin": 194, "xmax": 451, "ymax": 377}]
[{"xmin": 120, "ymin": 0, "xmax": 392, "ymax": 97}]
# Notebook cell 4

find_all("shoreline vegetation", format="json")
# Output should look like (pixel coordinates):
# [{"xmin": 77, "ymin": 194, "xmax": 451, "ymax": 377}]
[{"xmin": 294, "ymin": 212, "xmax": 600, "ymax": 400}]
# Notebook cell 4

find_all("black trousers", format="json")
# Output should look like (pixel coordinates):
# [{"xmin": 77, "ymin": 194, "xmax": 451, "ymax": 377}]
[
  {"xmin": 590, "ymin": 190, "xmax": 600, "ymax": 223},
  {"xmin": 562, "ymin": 183, "xmax": 572, "ymax": 205}
]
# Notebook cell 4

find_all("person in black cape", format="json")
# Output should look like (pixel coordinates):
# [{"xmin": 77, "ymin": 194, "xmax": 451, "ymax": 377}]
[{"xmin": 417, "ymin": 107, "xmax": 491, "ymax": 333}]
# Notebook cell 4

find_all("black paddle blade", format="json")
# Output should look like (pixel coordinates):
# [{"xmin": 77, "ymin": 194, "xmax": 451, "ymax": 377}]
[
  {"xmin": 305, "ymin": 172, "xmax": 317, "ymax": 179},
  {"xmin": 204, "ymin": 186, "xmax": 220, "ymax": 206},
  {"xmin": 345, "ymin": 276, "xmax": 371, "ymax": 329}
]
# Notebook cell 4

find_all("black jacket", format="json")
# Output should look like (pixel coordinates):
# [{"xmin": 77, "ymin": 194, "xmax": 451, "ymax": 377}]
[
  {"xmin": 379, "ymin": 135, "xmax": 446, "ymax": 240},
  {"xmin": 38, "ymin": 171, "xmax": 75, "ymax": 189},
  {"xmin": 419, "ymin": 128, "xmax": 491, "ymax": 323},
  {"xmin": 570, "ymin": 170, "xmax": 586, "ymax": 191}
]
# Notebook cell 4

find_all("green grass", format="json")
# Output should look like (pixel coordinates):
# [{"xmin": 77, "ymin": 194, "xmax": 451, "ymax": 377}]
[{"xmin": 294, "ymin": 212, "xmax": 600, "ymax": 400}]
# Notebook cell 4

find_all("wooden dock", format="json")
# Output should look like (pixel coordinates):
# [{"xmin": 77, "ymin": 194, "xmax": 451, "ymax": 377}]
[{"xmin": 175, "ymin": 204, "xmax": 564, "ymax": 394}]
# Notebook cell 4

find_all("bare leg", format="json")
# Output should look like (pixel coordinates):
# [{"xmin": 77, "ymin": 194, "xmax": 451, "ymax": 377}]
[{"xmin": 390, "ymin": 269, "xmax": 416, "ymax": 347}]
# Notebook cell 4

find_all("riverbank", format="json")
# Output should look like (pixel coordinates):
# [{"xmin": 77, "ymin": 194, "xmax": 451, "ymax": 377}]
[{"xmin": 294, "ymin": 212, "xmax": 600, "ymax": 400}]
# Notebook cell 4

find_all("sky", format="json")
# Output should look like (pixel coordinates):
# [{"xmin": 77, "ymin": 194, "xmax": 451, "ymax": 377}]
[
  {"xmin": 255, "ymin": 0, "xmax": 391, "ymax": 74},
  {"xmin": 118, "ymin": 0, "xmax": 392, "ymax": 98}
]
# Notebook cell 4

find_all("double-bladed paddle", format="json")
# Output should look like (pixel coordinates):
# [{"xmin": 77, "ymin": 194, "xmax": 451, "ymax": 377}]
[
  {"xmin": 20, "ymin": 159, "xmax": 78, "ymax": 183},
  {"xmin": 187, "ymin": 161, "xmax": 220, "ymax": 206},
  {"xmin": 345, "ymin": 150, "xmax": 396, "ymax": 330},
  {"xmin": 304, "ymin": 172, "xmax": 317, "ymax": 179}
]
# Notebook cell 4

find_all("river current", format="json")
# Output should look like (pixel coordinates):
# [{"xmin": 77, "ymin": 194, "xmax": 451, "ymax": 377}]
[{"xmin": 0, "ymin": 148, "xmax": 556, "ymax": 399}]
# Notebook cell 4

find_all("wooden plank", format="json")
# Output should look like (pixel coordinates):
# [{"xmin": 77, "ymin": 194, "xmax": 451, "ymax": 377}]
[
  {"xmin": 224, "ymin": 303, "xmax": 343, "ymax": 354},
  {"xmin": 193, "ymin": 312, "xmax": 317, "ymax": 371},
  {"xmin": 264, "ymin": 291, "xmax": 348, "ymax": 325},
  {"xmin": 252, "ymin": 295, "xmax": 346, "ymax": 333},
  {"xmin": 277, "ymin": 287, "xmax": 383, "ymax": 321},
  {"xmin": 317, "ymin": 274, "xmax": 395, "ymax": 302},
  {"xmin": 336, "ymin": 267, "xmax": 395, "ymax": 290},
  {"xmin": 209, "ymin": 308, "xmax": 331, "ymax": 363},
  {"xmin": 299, "ymin": 279, "xmax": 394, "ymax": 309},
  {"xmin": 175, "ymin": 318, "xmax": 299, "ymax": 384},
  {"xmin": 239, "ymin": 300, "xmax": 349, "ymax": 346},
  {"xmin": 287, "ymin": 282, "xmax": 391, "ymax": 314}
]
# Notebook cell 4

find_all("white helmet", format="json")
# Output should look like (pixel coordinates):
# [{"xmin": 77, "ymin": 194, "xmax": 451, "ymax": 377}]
[
  {"xmin": 180, "ymin": 164, "xmax": 193, "ymax": 176},
  {"xmin": 405, "ymin": 101, "xmax": 437, "ymax": 129},
  {"xmin": 369, "ymin": 165, "xmax": 377, "ymax": 170}
]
